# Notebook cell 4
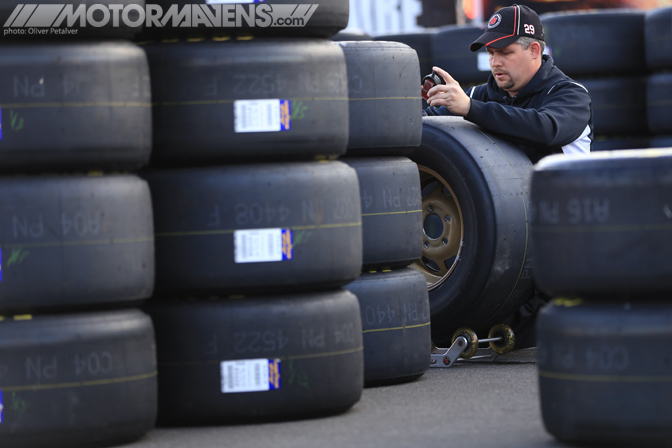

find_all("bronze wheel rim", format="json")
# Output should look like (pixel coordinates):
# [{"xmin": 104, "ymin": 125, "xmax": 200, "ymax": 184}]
[{"xmin": 411, "ymin": 166, "xmax": 464, "ymax": 290}]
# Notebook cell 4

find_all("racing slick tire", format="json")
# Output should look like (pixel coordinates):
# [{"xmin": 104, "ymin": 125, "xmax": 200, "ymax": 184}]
[
  {"xmin": 645, "ymin": 7, "xmax": 672, "ymax": 71},
  {"xmin": 144, "ymin": 289, "xmax": 363, "ymax": 425},
  {"xmin": 144, "ymin": 38, "xmax": 349, "ymax": 165},
  {"xmin": 575, "ymin": 76, "xmax": 648, "ymax": 137},
  {"xmin": 0, "ymin": 309, "xmax": 157, "ymax": 448},
  {"xmin": 343, "ymin": 157, "xmax": 423, "ymax": 270},
  {"xmin": 409, "ymin": 116, "xmax": 535, "ymax": 344},
  {"xmin": 144, "ymin": 161, "xmax": 362, "ymax": 296},
  {"xmin": 0, "ymin": 42, "xmax": 151, "ymax": 172},
  {"xmin": 530, "ymin": 149, "xmax": 672, "ymax": 299},
  {"xmin": 541, "ymin": 9, "xmax": 647, "ymax": 77},
  {"xmin": 344, "ymin": 268, "xmax": 431, "ymax": 386},
  {"xmin": 337, "ymin": 40, "xmax": 422, "ymax": 155},
  {"xmin": 647, "ymin": 72, "xmax": 672, "ymax": 135},
  {"xmin": 1, "ymin": 0, "xmax": 144, "ymax": 40},
  {"xmin": 0, "ymin": 175, "xmax": 154, "ymax": 313},
  {"xmin": 138, "ymin": 0, "xmax": 349, "ymax": 40},
  {"xmin": 538, "ymin": 299, "xmax": 672, "ymax": 447}
]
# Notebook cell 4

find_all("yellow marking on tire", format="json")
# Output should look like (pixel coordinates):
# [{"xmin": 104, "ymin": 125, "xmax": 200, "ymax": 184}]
[
  {"xmin": 362, "ymin": 321, "xmax": 431, "ymax": 333},
  {"xmin": 156, "ymin": 222, "xmax": 361, "ymax": 238},
  {"xmin": 160, "ymin": 347, "xmax": 364, "ymax": 367},
  {"xmin": 532, "ymin": 223, "xmax": 672, "ymax": 233},
  {"xmin": 2, "ymin": 237, "xmax": 154, "ymax": 249},
  {"xmin": 1, "ymin": 371, "xmax": 157, "ymax": 392},
  {"xmin": 155, "ymin": 97, "xmax": 349, "ymax": 107},
  {"xmin": 0, "ymin": 101, "xmax": 151, "ymax": 109},
  {"xmin": 348, "ymin": 97, "xmax": 422, "ymax": 101},
  {"xmin": 552, "ymin": 298, "xmax": 584, "ymax": 307},
  {"xmin": 539, "ymin": 370, "xmax": 672, "ymax": 383},
  {"xmin": 362, "ymin": 209, "xmax": 422, "ymax": 217}
]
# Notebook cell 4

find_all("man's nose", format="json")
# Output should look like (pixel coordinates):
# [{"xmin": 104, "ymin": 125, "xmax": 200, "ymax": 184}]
[{"xmin": 490, "ymin": 54, "xmax": 502, "ymax": 67}]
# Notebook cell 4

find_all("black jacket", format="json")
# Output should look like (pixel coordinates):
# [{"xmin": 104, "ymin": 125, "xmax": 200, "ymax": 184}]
[{"xmin": 424, "ymin": 55, "xmax": 593, "ymax": 163}]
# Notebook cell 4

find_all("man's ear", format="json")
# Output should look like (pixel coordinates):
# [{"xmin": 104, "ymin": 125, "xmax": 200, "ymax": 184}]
[{"xmin": 530, "ymin": 41, "xmax": 542, "ymax": 59}]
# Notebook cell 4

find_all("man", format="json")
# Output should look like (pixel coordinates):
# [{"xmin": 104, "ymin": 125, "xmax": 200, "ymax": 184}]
[
  {"xmin": 424, "ymin": 4, "xmax": 593, "ymax": 163},
  {"xmin": 425, "ymin": 5, "xmax": 593, "ymax": 348}
]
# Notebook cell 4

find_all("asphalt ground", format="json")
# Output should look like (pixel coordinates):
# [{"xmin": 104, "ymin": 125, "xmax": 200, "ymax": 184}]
[{"xmin": 118, "ymin": 348, "xmax": 567, "ymax": 448}]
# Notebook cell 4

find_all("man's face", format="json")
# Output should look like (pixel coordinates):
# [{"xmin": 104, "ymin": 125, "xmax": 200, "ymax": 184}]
[{"xmin": 486, "ymin": 42, "xmax": 539, "ymax": 96}]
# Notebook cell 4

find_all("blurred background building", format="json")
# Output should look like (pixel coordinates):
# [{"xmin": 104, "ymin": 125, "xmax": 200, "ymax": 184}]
[{"xmin": 346, "ymin": 0, "xmax": 672, "ymax": 35}]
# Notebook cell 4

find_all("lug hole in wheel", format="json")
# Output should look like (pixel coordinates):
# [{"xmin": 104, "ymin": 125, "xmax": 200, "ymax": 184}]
[
  {"xmin": 423, "ymin": 214, "xmax": 443, "ymax": 240},
  {"xmin": 422, "ymin": 256, "xmax": 441, "ymax": 273}
]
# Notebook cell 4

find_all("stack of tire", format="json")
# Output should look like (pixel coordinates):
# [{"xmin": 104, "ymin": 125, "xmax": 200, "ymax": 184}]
[
  {"xmin": 645, "ymin": 7, "xmax": 672, "ymax": 149},
  {"xmin": 333, "ymin": 40, "xmax": 431, "ymax": 386},
  {"xmin": 0, "ymin": 3, "xmax": 158, "ymax": 447},
  {"xmin": 530, "ymin": 149, "xmax": 672, "ymax": 446},
  {"xmin": 541, "ymin": 9, "xmax": 651, "ymax": 152},
  {"xmin": 137, "ymin": 0, "xmax": 367, "ymax": 425}
]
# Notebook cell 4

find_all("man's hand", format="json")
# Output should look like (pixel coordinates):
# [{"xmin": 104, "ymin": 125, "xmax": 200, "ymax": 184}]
[{"xmin": 426, "ymin": 66, "xmax": 471, "ymax": 117}]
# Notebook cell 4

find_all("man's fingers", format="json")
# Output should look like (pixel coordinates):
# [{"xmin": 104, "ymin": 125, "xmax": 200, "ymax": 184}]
[
  {"xmin": 427, "ymin": 81, "xmax": 456, "ymax": 99},
  {"xmin": 433, "ymin": 66, "xmax": 456, "ymax": 84},
  {"xmin": 427, "ymin": 84, "xmax": 444, "ymax": 98}
]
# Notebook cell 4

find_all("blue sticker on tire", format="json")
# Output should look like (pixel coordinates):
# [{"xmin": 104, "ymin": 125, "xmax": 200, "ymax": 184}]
[
  {"xmin": 280, "ymin": 100, "xmax": 291, "ymax": 131},
  {"xmin": 281, "ymin": 229, "xmax": 293, "ymax": 260},
  {"xmin": 269, "ymin": 359, "xmax": 281, "ymax": 390}
]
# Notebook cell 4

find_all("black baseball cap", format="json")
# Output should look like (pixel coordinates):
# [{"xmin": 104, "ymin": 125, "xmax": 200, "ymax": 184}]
[{"xmin": 470, "ymin": 4, "xmax": 544, "ymax": 52}]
